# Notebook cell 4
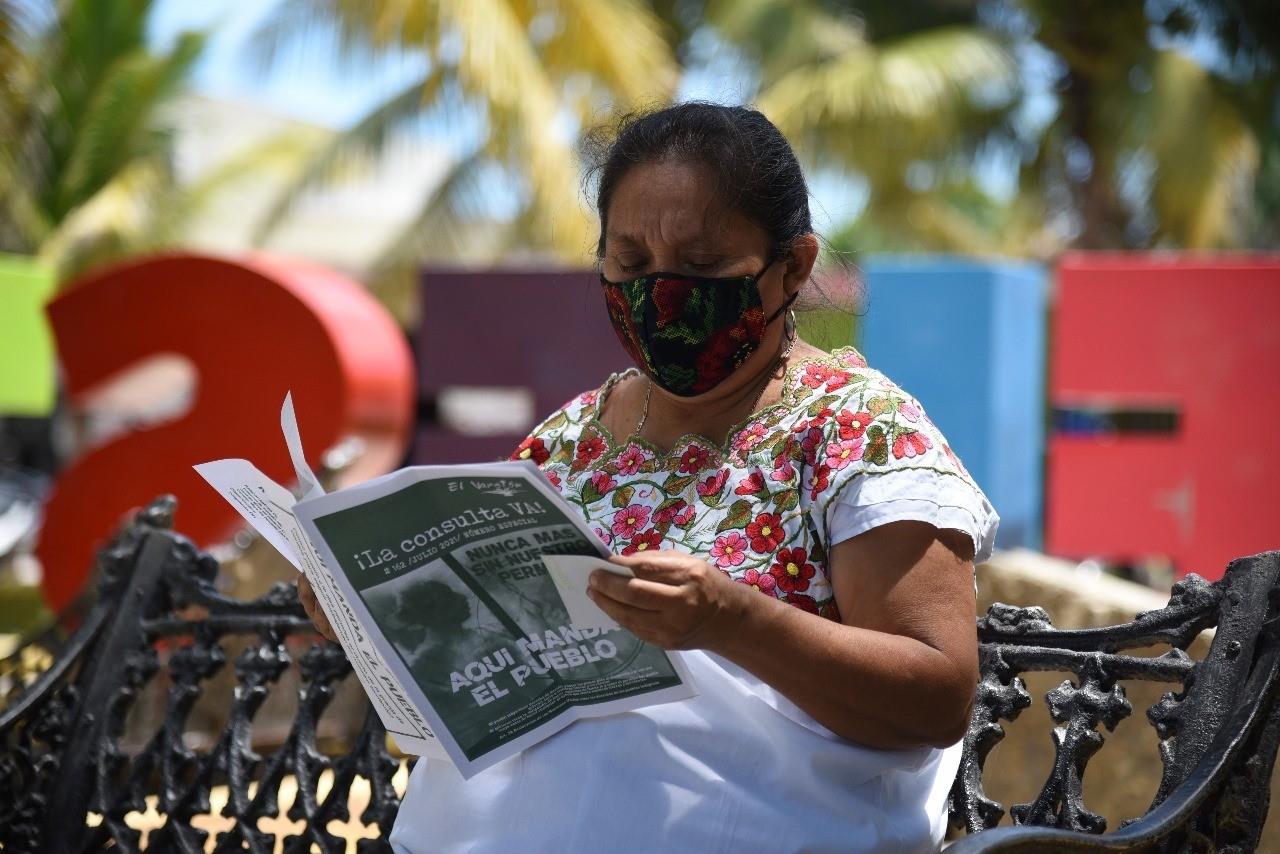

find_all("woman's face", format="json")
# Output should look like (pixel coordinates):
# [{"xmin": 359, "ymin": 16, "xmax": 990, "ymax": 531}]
[{"xmin": 601, "ymin": 157, "xmax": 809, "ymax": 403}]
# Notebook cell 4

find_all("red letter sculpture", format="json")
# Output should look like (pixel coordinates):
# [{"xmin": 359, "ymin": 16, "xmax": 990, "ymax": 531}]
[{"xmin": 39, "ymin": 253, "xmax": 414, "ymax": 611}]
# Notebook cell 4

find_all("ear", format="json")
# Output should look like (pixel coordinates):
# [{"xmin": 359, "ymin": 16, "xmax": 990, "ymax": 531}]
[{"xmin": 782, "ymin": 233, "xmax": 819, "ymax": 297}]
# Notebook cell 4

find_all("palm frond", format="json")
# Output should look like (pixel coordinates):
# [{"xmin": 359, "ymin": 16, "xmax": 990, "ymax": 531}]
[
  {"xmin": 252, "ymin": 69, "xmax": 444, "ymax": 245},
  {"xmin": 442, "ymin": 0, "xmax": 593, "ymax": 259},
  {"xmin": 547, "ymin": 0, "xmax": 677, "ymax": 106},
  {"xmin": 708, "ymin": 0, "xmax": 863, "ymax": 81},
  {"xmin": 54, "ymin": 30, "xmax": 204, "ymax": 216},
  {"xmin": 1147, "ymin": 50, "xmax": 1259, "ymax": 247},
  {"xmin": 365, "ymin": 149, "xmax": 497, "ymax": 322},
  {"xmin": 40, "ymin": 157, "xmax": 172, "ymax": 283},
  {"xmin": 248, "ymin": 0, "xmax": 438, "ymax": 74},
  {"xmin": 759, "ymin": 26, "xmax": 1014, "ymax": 160}
]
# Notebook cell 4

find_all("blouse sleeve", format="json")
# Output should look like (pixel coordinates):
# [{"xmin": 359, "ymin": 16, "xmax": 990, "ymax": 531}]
[{"xmin": 800, "ymin": 376, "xmax": 999, "ymax": 565}]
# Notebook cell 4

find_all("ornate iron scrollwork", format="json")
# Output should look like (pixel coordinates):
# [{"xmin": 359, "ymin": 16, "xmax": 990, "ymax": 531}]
[
  {"xmin": 2, "ymin": 498, "xmax": 1277, "ymax": 852},
  {"xmin": 948, "ymin": 550, "xmax": 1280, "ymax": 853},
  {"xmin": 0, "ymin": 498, "xmax": 404, "ymax": 853}
]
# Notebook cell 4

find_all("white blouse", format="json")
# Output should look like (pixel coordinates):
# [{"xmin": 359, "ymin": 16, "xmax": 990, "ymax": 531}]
[{"xmin": 391, "ymin": 347, "xmax": 999, "ymax": 852}]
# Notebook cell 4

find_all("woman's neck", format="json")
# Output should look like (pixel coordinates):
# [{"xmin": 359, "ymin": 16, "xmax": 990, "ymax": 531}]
[{"xmin": 636, "ymin": 338, "xmax": 821, "ymax": 451}]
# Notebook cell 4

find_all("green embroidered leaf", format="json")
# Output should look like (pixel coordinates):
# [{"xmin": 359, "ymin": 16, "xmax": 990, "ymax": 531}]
[
  {"xmin": 552, "ymin": 440, "xmax": 575, "ymax": 465},
  {"xmin": 775, "ymin": 489, "xmax": 799, "ymax": 512},
  {"xmin": 865, "ymin": 425, "xmax": 889, "ymax": 465},
  {"xmin": 540, "ymin": 411, "xmax": 569, "ymax": 433},
  {"xmin": 806, "ymin": 395, "xmax": 840, "ymax": 417},
  {"xmin": 611, "ymin": 485, "xmax": 636, "ymax": 508},
  {"xmin": 866, "ymin": 396, "xmax": 896, "ymax": 417},
  {"xmin": 655, "ymin": 496, "xmax": 684, "ymax": 515},
  {"xmin": 664, "ymin": 474, "xmax": 695, "ymax": 495},
  {"xmin": 716, "ymin": 499, "xmax": 754, "ymax": 533},
  {"xmin": 580, "ymin": 479, "xmax": 602, "ymax": 504}
]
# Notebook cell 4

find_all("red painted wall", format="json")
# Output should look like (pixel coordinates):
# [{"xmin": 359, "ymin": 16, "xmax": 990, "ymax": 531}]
[{"xmin": 1046, "ymin": 254, "xmax": 1280, "ymax": 579}]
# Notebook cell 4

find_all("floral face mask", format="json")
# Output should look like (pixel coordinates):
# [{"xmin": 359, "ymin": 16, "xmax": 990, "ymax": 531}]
[{"xmin": 600, "ymin": 259, "xmax": 796, "ymax": 397}]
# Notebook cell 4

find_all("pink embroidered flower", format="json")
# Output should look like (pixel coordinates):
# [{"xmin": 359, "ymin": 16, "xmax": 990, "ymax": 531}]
[
  {"xmin": 622, "ymin": 528, "xmax": 664, "ymax": 555},
  {"xmin": 580, "ymin": 390, "xmax": 599, "ymax": 406},
  {"xmin": 825, "ymin": 438, "xmax": 866, "ymax": 471},
  {"xmin": 734, "ymin": 471, "xmax": 766, "ymax": 495},
  {"xmin": 800, "ymin": 363, "xmax": 834, "ymax": 389},
  {"xmin": 617, "ymin": 444, "xmax": 647, "ymax": 475},
  {"xmin": 737, "ymin": 567, "xmax": 777, "ymax": 593},
  {"xmin": 770, "ymin": 456, "xmax": 796, "ymax": 483},
  {"xmin": 824, "ymin": 371, "xmax": 851, "ymax": 391},
  {"xmin": 897, "ymin": 400, "xmax": 921, "ymax": 422},
  {"xmin": 673, "ymin": 505, "xmax": 697, "ymax": 526},
  {"xmin": 654, "ymin": 499, "xmax": 688, "ymax": 524},
  {"xmin": 575, "ymin": 435, "xmax": 605, "ymax": 466},
  {"xmin": 809, "ymin": 464, "xmax": 832, "ymax": 500},
  {"xmin": 942, "ymin": 443, "xmax": 969, "ymax": 475},
  {"xmin": 611, "ymin": 504, "xmax": 651, "ymax": 538},
  {"xmin": 594, "ymin": 526, "xmax": 612, "ymax": 546},
  {"xmin": 710, "ymin": 532, "xmax": 749, "ymax": 568},
  {"xmin": 840, "ymin": 350, "xmax": 868, "ymax": 369},
  {"xmin": 892, "ymin": 430, "xmax": 932, "ymax": 460},
  {"xmin": 511, "ymin": 437, "xmax": 549, "ymax": 465},
  {"xmin": 800, "ymin": 363, "xmax": 851, "ymax": 392},
  {"xmin": 679, "ymin": 444, "xmax": 713, "ymax": 475},
  {"xmin": 696, "ymin": 468, "xmax": 729, "ymax": 498},
  {"xmin": 784, "ymin": 592, "xmax": 819, "ymax": 614},
  {"xmin": 800, "ymin": 426, "xmax": 824, "ymax": 466},
  {"xmin": 732, "ymin": 422, "xmax": 768, "ymax": 453},
  {"xmin": 590, "ymin": 471, "xmax": 616, "ymax": 495},
  {"xmin": 545, "ymin": 470, "xmax": 562, "ymax": 488},
  {"xmin": 746, "ymin": 512, "xmax": 786, "ymax": 553},
  {"xmin": 770, "ymin": 547, "xmax": 816, "ymax": 593},
  {"xmin": 836, "ymin": 410, "xmax": 873, "ymax": 440}
]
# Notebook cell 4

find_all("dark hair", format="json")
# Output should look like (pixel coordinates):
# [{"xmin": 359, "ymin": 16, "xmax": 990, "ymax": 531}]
[{"xmin": 585, "ymin": 102, "xmax": 813, "ymax": 261}]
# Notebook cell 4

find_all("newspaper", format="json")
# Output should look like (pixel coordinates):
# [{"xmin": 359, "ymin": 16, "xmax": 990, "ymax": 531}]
[{"xmin": 195, "ymin": 394, "xmax": 696, "ymax": 778}]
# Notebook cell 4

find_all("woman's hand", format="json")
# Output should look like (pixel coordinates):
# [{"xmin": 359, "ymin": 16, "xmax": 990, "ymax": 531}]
[
  {"xmin": 587, "ymin": 550, "xmax": 748, "ymax": 651},
  {"xmin": 297, "ymin": 574, "xmax": 340, "ymax": 643}
]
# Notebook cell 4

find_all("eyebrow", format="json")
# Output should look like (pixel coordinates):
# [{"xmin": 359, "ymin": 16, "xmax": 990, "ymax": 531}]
[{"xmin": 604, "ymin": 231, "xmax": 724, "ymax": 252}]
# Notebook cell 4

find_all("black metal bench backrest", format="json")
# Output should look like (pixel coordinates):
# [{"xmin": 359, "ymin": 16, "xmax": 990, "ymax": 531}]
[{"xmin": 1, "ymin": 499, "xmax": 1277, "ymax": 853}]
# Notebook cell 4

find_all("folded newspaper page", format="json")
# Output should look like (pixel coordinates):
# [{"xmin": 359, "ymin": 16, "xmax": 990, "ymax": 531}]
[{"xmin": 196, "ymin": 394, "xmax": 696, "ymax": 778}]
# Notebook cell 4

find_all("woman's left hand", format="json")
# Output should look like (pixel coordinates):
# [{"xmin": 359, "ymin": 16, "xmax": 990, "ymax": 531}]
[{"xmin": 587, "ymin": 550, "xmax": 748, "ymax": 650}]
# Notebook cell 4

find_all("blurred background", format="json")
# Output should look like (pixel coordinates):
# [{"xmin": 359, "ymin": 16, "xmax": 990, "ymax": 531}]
[
  {"xmin": 3, "ymin": 0, "xmax": 1279, "ymax": 643},
  {"xmin": 1, "ymin": 0, "xmax": 1278, "ymax": 840}
]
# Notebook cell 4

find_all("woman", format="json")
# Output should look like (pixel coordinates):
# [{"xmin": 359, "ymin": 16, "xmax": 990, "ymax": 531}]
[{"xmin": 301, "ymin": 103, "xmax": 998, "ymax": 852}]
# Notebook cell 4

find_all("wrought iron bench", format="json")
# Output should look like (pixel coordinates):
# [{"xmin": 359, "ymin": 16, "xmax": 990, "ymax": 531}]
[{"xmin": 1, "ymin": 498, "xmax": 1277, "ymax": 852}]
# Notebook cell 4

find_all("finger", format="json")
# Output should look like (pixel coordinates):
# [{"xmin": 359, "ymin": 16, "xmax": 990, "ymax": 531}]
[
  {"xmin": 587, "ymin": 586, "xmax": 662, "ymax": 631},
  {"xmin": 589, "ymin": 572, "xmax": 681, "ymax": 609},
  {"xmin": 609, "ymin": 552, "xmax": 690, "ymax": 582},
  {"xmin": 298, "ymin": 580, "xmax": 315, "ymax": 609}
]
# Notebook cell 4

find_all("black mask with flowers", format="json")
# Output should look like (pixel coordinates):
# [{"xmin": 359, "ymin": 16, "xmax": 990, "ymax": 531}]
[{"xmin": 600, "ymin": 258, "xmax": 797, "ymax": 397}]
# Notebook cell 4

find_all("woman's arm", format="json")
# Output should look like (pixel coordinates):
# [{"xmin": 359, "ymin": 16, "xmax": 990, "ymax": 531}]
[{"xmin": 588, "ymin": 520, "xmax": 978, "ymax": 750}]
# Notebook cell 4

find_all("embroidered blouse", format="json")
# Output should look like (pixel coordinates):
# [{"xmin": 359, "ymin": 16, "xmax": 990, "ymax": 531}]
[
  {"xmin": 390, "ymin": 346, "xmax": 999, "ymax": 854},
  {"xmin": 509, "ymin": 345, "xmax": 996, "ymax": 610}
]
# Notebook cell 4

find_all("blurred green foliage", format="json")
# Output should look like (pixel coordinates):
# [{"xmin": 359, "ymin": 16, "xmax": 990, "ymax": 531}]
[{"xmin": 3, "ymin": 0, "xmax": 1275, "ymax": 296}]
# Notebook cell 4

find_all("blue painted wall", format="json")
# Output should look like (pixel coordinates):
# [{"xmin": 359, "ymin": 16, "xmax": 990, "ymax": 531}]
[{"xmin": 856, "ymin": 256, "xmax": 1047, "ymax": 550}]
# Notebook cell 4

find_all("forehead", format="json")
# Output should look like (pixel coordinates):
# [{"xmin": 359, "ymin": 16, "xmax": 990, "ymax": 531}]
[{"xmin": 605, "ymin": 158, "xmax": 763, "ymax": 249}]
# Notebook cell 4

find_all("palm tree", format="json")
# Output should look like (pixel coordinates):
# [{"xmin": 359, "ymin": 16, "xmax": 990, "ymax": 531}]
[
  {"xmin": 970, "ymin": 0, "xmax": 1275, "ymax": 252},
  {"xmin": 0, "ymin": 0, "xmax": 206, "ymax": 283},
  {"xmin": 250, "ymin": 0, "xmax": 679, "ymax": 319},
  {"xmin": 716, "ymin": 0, "xmax": 1023, "ymax": 253}
]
